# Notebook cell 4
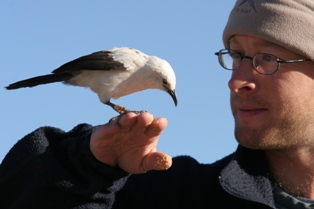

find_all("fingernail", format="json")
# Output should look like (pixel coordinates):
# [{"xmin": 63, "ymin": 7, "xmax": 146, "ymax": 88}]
[{"xmin": 155, "ymin": 117, "xmax": 167, "ymax": 124}]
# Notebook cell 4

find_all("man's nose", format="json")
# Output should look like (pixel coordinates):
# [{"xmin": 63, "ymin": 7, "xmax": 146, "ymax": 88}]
[{"xmin": 228, "ymin": 59, "xmax": 256, "ymax": 93}]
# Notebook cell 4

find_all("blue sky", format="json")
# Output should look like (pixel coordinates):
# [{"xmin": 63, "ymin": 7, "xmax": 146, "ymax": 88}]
[{"xmin": 0, "ymin": 1, "xmax": 237, "ymax": 163}]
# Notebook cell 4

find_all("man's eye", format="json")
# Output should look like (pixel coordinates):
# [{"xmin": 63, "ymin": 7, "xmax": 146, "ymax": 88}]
[
  {"xmin": 262, "ymin": 54, "xmax": 277, "ymax": 62},
  {"xmin": 230, "ymin": 52, "xmax": 242, "ymax": 59}
]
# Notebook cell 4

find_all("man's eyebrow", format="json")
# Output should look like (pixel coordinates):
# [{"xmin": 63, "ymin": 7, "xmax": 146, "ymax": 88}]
[
  {"xmin": 229, "ymin": 36, "xmax": 283, "ymax": 49},
  {"xmin": 229, "ymin": 36, "xmax": 237, "ymax": 45}
]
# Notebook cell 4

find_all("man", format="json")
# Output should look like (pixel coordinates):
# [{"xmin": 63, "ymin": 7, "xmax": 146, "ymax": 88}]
[{"xmin": 1, "ymin": 0, "xmax": 314, "ymax": 208}]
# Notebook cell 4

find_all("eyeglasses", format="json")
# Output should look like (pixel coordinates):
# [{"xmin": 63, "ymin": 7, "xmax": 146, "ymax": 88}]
[{"xmin": 215, "ymin": 49, "xmax": 311, "ymax": 75}]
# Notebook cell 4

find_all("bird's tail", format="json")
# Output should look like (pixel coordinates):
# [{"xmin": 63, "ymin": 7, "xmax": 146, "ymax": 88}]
[{"xmin": 5, "ymin": 74, "xmax": 71, "ymax": 90}]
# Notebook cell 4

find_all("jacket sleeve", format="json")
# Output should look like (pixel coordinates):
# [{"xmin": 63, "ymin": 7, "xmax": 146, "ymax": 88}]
[{"xmin": 0, "ymin": 124, "xmax": 129, "ymax": 209}]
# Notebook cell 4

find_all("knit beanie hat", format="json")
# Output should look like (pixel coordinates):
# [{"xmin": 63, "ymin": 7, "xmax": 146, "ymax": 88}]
[{"xmin": 223, "ymin": 0, "xmax": 314, "ymax": 61}]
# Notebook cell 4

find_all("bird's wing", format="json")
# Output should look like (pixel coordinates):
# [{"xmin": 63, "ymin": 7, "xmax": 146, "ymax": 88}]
[{"xmin": 52, "ymin": 51, "xmax": 125, "ymax": 74}]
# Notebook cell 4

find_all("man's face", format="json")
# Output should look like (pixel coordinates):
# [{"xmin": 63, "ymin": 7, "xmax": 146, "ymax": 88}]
[{"xmin": 229, "ymin": 35, "xmax": 314, "ymax": 150}]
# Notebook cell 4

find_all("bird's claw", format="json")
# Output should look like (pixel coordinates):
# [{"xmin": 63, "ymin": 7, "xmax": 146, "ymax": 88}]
[{"xmin": 109, "ymin": 110, "xmax": 147, "ymax": 125}]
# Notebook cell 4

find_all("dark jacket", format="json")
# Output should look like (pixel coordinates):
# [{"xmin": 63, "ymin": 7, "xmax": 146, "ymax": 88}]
[{"xmin": 0, "ymin": 124, "xmax": 276, "ymax": 209}]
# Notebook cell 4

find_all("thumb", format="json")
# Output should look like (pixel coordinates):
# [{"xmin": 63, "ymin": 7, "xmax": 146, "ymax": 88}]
[{"xmin": 142, "ymin": 152, "xmax": 172, "ymax": 173}]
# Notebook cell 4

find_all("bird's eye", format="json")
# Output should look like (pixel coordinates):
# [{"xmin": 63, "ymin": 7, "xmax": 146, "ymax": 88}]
[{"xmin": 162, "ymin": 79, "xmax": 168, "ymax": 85}]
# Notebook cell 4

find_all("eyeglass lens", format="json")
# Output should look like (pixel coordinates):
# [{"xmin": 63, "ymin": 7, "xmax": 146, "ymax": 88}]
[{"xmin": 218, "ymin": 50, "xmax": 278, "ymax": 75}]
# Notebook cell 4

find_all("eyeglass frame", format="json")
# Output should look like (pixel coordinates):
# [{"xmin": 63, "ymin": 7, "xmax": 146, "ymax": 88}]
[{"xmin": 215, "ymin": 49, "xmax": 311, "ymax": 75}]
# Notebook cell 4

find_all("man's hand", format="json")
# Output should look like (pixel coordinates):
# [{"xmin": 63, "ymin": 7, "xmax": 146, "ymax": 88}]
[{"xmin": 90, "ymin": 112, "xmax": 172, "ymax": 174}]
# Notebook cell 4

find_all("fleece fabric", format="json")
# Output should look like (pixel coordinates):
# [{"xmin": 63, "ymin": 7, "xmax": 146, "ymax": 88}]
[{"xmin": 0, "ymin": 124, "xmax": 279, "ymax": 209}]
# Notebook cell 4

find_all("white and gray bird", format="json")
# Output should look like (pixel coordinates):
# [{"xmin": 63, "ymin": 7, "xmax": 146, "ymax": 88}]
[{"xmin": 5, "ymin": 47, "xmax": 177, "ymax": 114}]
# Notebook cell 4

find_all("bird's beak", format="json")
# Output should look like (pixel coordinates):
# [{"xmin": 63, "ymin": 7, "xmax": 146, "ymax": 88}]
[{"xmin": 167, "ymin": 89, "xmax": 178, "ymax": 106}]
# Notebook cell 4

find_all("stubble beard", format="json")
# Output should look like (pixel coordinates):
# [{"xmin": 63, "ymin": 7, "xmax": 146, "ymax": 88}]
[{"xmin": 233, "ymin": 103, "xmax": 314, "ymax": 151}]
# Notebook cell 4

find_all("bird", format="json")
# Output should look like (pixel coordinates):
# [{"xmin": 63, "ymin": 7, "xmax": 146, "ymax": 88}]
[{"xmin": 5, "ymin": 47, "xmax": 177, "ymax": 114}]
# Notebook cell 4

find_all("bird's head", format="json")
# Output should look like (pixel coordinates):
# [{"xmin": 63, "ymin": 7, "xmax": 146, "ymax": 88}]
[{"xmin": 146, "ymin": 56, "xmax": 177, "ymax": 106}]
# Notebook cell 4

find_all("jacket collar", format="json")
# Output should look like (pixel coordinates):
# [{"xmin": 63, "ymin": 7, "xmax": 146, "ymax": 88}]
[{"xmin": 219, "ymin": 145, "xmax": 276, "ymax": 208}]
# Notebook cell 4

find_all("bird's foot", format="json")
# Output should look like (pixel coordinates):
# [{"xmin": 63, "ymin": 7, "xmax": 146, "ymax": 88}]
[
  {"xmin": 111, "ymin": 103, "xmax": 147, "ymax": 115},
  {"xmin": 113, "ymin": 105, "xmax": 131, "ymax": 115},
  {"xmin": 109, "ymin": 109, "xmax": 147, "ymax": 124},
  {"xmin": 106, "ymin": 101, "xmax": 147, "ymax": 124}
]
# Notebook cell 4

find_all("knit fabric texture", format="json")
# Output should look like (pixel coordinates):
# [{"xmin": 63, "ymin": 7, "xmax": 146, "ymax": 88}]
[{"xmin": 223, "ymin": 0, "xmax": 314, "ymax": 60}]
